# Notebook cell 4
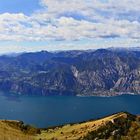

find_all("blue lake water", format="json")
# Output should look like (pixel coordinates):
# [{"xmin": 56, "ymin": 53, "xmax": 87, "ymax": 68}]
[{"xmin": 0, "ymin": 93, "xmax": 140, "ymax": 128}]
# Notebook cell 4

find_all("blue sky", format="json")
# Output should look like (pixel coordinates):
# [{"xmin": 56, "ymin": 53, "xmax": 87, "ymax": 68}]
[
  {"xmin": 0, "ymin": 0, "xmax": 140, "ymax": 53},
  {"xmin": 0, "ymin": 0, "xmax": 41, "ymax": 15}
]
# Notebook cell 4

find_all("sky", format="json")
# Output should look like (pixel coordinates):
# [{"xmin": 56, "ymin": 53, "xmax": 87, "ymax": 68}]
[{"xmin": 0, "ymin": 0, "xmax": 140, "ymax": 53}]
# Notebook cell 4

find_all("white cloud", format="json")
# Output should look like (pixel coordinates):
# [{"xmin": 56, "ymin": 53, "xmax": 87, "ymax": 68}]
[{"xmin": 0, "ymin": 0, "xmax": 140, "ymax": 48}]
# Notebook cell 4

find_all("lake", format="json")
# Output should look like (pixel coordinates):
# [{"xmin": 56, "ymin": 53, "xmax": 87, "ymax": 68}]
[{"xmin": 0, "ymin": 92, "xmax": 140, "ymax": 128}]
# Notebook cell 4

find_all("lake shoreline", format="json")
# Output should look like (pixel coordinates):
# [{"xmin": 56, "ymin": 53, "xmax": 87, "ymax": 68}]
[{"xmin": 0, "ymin": 90, "xmax": 138, "ymax": 98}]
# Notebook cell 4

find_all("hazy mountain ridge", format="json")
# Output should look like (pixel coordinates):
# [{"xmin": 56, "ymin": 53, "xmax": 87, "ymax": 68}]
[{"xmin": 0, "ymin": 48, "xmax": 139, "ymax": 96}]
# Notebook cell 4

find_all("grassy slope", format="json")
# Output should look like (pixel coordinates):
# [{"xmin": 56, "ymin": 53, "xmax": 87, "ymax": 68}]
[
  {"xmin": 0, "ymin": 112, "xmax": 140, "ymax": 140},
  {"xmin": 0, "ymin": 121, "xmax": 35, "ymax": 140},
  {"xmin": 36, "ymin": 112, "xmax": 129, "ymax": 140}
]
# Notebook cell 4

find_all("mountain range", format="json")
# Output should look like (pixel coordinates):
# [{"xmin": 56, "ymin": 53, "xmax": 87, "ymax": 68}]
[{"xmin": 0, "ymin": 48, "xmax": 139, "ymax": 96}]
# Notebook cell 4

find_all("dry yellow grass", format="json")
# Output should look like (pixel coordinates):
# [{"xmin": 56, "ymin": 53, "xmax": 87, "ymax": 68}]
[
  {"xmin": 0, "ymin": 121, "xmax": 36, "ymax": 140},
  {"xmin": 0, "ymin": 112, "xmax": 128, "ymax": 140},
  {"xmin": 36, "ymin": 112, "xmax": 127, "ymax": 140}
]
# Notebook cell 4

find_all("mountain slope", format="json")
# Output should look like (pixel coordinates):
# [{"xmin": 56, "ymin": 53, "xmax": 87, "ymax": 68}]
[
  {"xmin": 0, "ymin": 49, "xmax": 139, "ymax": 96},
  {"xmin": 1, "ymin": 112, "xmax": 140, "ymax": 140},
  {"xmin": 0, "ymin": 120, "xmax": 39, "ymax": 140}
]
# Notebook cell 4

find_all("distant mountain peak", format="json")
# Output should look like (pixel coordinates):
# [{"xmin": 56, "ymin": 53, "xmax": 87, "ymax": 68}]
[{"xmin": 94, "ymin": 48, "xmax": 111, "ymax": 54}]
